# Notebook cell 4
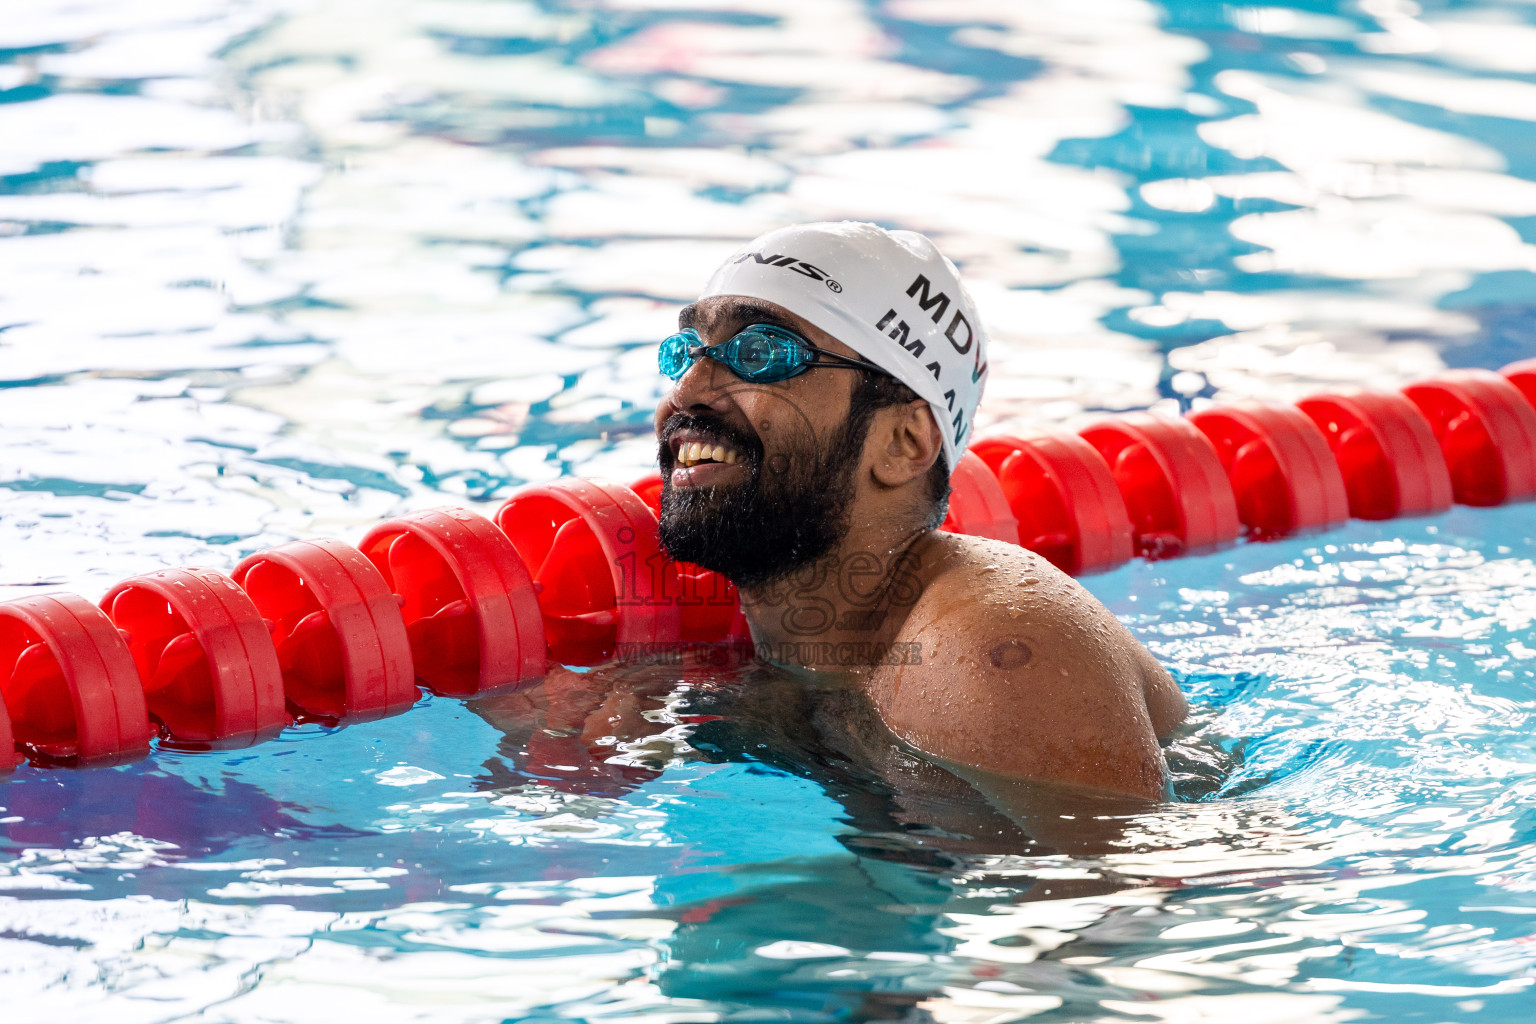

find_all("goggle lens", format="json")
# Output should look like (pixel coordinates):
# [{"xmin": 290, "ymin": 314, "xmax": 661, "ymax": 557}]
[
  {"xmin": 657, "ymin": 324, "xmax": 820, "ymax": 383},
  {"xmin": 729, "ymin": 328, "xmax": 810, "ymax": 382},
  {"xmin": 658, "ymin": 329, "xmax": 698, "ymax": 381}
]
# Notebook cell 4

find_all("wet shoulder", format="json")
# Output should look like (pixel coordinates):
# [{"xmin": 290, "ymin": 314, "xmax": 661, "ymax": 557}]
[
  {"xmin": 893, "ymin": 533, "xmax": 1127, "ymax": 673},
  {"xmin": 866, "ymin": 533, "xmax": 1170, "ymax": 797},
  {"xmin": 900, "ymin": 534, "xmax": 1187, "ymax": 740}
]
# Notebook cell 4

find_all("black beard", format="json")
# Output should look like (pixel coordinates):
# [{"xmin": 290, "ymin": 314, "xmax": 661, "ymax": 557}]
[{"xmin": 656, "ymin": 411, "xmax": 867, "ymax": 589}]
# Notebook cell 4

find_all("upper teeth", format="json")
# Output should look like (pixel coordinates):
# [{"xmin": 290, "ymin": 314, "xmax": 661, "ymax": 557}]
[{"xmin": 678, "ymin": 441, "xmax": 739, "ymax": 467}]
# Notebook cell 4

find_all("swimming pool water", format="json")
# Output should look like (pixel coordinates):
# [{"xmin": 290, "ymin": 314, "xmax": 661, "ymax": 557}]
[{"xmin": 3, "ymin": 0, "xmax": 1536, "ymax": 1019}]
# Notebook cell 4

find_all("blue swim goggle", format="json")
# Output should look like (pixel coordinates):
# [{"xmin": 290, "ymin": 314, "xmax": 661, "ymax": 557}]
[{"xmin": 658, "ymin": 324, "xmax": 893, "ymax": 384}]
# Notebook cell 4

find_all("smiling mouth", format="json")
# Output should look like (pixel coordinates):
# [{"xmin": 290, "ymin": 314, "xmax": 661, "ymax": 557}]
[{"xmin": 674, "ymin": 441, "xmax": 742, "ymax": 468}]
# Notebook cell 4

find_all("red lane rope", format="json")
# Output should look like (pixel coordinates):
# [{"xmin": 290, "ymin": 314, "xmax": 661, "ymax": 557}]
[
  {"xmin": 971, "ymin": 431, "xmax": 1135, "ymax": 576},
  {"xmin": 496, "ymin": 479, "xmax": 680, "ymax": 666},
  {"xmin": 1506, "ymin": 359, "xmax": 1536, "ymax": 410},
  {"xmin": 628, "ymin": 475, "xmax": 746, "ymax": 645},
  {"xmin": 942, "ymin": 451, "xmax": 1021, "ymax": 544},
  {"xmin": 358, "ymin": 508, "xmax": 546, "ymax": 697},
  {"xmin": 0, "ymin": 594, "xmax": 151, "ymax": 765},
  {"xmin": 1188, "ymin": 402, "xmax": 1350, "ymax": 541},
  {"xmin": 3, "ymin": 360, "xmax": 1536, "ymax": 770},
  {"xmin": 232, "ymin": 539, "xmax": 417, "ymax": 723},
  {"xmin": 1079, "ymin": 412, "xmax": 1243, "ymax": 560},
  {"xmin": 1403, "ymin": 370, "xmax": 1536, "ymax": 507},
  {"xmin": 1295, "ymin": 390, "xmax": 1453, "ymax": 520},
  {"xmin": 100, "ymin": 569, "xmax": 287, "ymax": 750}
]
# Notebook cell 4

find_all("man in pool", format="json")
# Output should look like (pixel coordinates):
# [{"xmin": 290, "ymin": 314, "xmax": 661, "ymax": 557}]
[{"xmin": 653, "ymin": 221, "xmax": 1186, "ymax": 802}]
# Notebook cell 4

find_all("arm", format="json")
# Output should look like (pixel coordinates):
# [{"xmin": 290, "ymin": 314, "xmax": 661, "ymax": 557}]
[
  {"xmin": 469, "ymin": 664, "xmax": 681, "ymax": 796},
  {"xmin": 1137, "ymin": 643, "xmax": 1188, "ymax": 740}
]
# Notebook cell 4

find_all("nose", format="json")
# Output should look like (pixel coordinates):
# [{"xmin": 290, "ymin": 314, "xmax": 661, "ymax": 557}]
[{"xmin": 662, "ymin": 346, "xmax": 735, "ymax": 416}]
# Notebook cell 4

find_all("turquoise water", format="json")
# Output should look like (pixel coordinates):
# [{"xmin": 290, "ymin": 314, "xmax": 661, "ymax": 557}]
[{"xmin": 4, "ymin": 0, "xmax": 1536, "ymax": 1019}]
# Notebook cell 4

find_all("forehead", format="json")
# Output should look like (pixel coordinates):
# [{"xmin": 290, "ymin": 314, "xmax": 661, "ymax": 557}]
[{"xmin": 680, "ymin": 295, "xmax": 860, "ymax": 360}]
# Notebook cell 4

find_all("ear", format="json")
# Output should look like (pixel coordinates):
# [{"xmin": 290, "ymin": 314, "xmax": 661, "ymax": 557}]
[{"xmin": 870, "ymin": 400, "xmax": 943, "ymax": 489}]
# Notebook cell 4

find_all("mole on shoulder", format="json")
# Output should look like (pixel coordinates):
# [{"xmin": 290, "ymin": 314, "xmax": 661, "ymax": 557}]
[{"xmin": 988, "ymin": 638, "xmax": 1033, "ymax": 670}]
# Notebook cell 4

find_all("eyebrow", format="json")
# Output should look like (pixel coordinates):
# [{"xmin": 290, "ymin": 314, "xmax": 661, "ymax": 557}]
[
  {"xmin": 678, "ymin": 299, "xmax": 812, "ymax": 341},
  {"xmin": 725, "ymin": 301, "xmax": 804, "ymax": 335}
]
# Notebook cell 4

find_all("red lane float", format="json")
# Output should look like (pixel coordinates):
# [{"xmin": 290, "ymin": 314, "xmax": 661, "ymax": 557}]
[
  {"xmin": 629, "ymin": 474, "xmax": 745, "ymax": 644},
  {"xmin": 100, "ymin": 569, "xmax": 286, "ymax": 749},
  {"xmin": 1295, "ymin": 390, "xmax": 1452, "ymax": 520},
  {"xmin": 0, "ymin": 691, "xmax": 16, "ymax": 773},
  {"xmin": 13, "ymin": 360, "xmax": 1536, "ymax": 776},
  {"xmin": 0, "ymin": 594, "xmax": 151, "ymax": 765},
  {"xmin": 629, "ymin": 474, "xmax": 664, "ymax": 514},
  {"xmin": 1501, "ymin": 358, "xmax": 1536, "ymax": 414},
  {"xmin": 941, "ymin": 451, "xmax": 1021, "ymax": 544},
  {"xmin": 233, "ymin": 540, "xmax": 417, "ymax": 722},
  {"xmin": 1402, "ymin": 370, "xmax": 1536, "ymax": 507},
  {"xmin": 497, "ymin": 479, "xmax": 682, "ymax": 665},
  {"xmin": 359, "ymin": 508, "xmax": 545, "ymax": 696},
  {"xmin": 971, "ymin": 432, "xmax": 1133, "ymax": 575},
  {"xmin": 1188, "ymin": 402, "xmax": 1349, "ymax": 540},
  {"xmin": 1079, "ymin": 413, "xmax": 1241, "ymax": 560}
]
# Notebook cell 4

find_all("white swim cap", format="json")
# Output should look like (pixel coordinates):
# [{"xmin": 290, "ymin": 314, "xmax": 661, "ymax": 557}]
[{"xmin": 699, "ymin": 221, "xmax": 989, "ymax": 468}]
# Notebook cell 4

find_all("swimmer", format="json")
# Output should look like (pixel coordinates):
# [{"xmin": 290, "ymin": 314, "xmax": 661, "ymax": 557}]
[{"xmin": 653, "ymin": 222, "xmax": 1187, "ymax": 801}]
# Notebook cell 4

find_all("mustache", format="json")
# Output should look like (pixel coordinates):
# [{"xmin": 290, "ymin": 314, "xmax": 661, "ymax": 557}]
[{"xmin": 657, "ymin": 412, "xmax": 763, "ymax": 470}]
